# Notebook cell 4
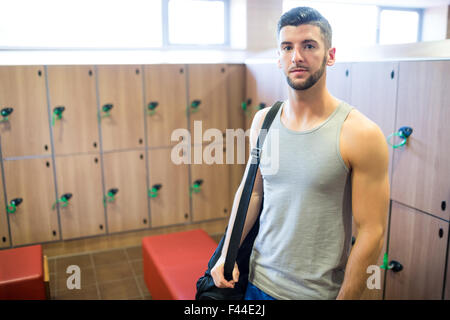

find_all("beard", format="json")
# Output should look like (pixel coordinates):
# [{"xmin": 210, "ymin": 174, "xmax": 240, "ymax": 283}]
[{"xmin": 286, "ymin": 55, "xmax": 327, "ymax": 91}]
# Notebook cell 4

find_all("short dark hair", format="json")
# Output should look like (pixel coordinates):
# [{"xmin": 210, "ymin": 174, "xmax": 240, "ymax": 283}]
[{"xmin": 277, "ymin": 7, "xmax": 332, "ymax": 49}]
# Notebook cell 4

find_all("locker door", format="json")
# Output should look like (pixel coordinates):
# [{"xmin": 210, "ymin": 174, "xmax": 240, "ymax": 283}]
[
  {"xmin": 97, "ymin": 65, "xmax": 145, "ymax": 152},
  {"xmin": 55, "ymin": 154, "xmax": 105, "ymax": 240},
  {"xmin": 226, "ymin": 64, "xmax": 246, "ymax": 208},
  {"xmin": 350, "ymin": 62, "xmax": 398, "ymax": 186},
  {"xmin": 445, "ymin": 236, "xmax": 450, "ymax": 300},
  {"xmin": 0, "ymin": 167, "xmax": 10, "ymax": 248},
  {"xmin": 191, "ymin": 146, "xmax": 230, "ymax": 222},
  {"xmin": 188, "ymin": 64, "xmax": 229, "ymax": 137},
  {"xmin": 144, "ymin": 64, "xmax": 188, "ymax": 148},
  {"xmin": 244, "ymin": 62, "xmax": 287, "ymax": 131},
  {"xmin": 391, "ymin": 61, "xmax": 450, "ymax": 221},
  {"xmin": 327, "ymin": 63, "xmax": 352, "ymax": 103},
  {"xmin": 103, "ymin": 150, "xmax": 148, "ymax": 233},
  {"xmin": 148, "ymin": 148, "xmax": 190, "ymax": 227},
  {"xmin": 4, "ymin": 158, "xmax": 59, "ymax": 246},
  {"xmin": 0, "ymin": 66, "xmax": 51, "ymax": 157},
  {"xmin": 47, "ymin": 66, "xmax": 99, "ymax": 155},
  {"xmin": 385, "ymin": 202, "xmax": 447, "ymax": 300}
]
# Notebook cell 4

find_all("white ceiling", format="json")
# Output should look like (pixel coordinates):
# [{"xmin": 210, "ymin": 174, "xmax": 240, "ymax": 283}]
[{"xmin": 301, "ymin": 0, "xmax": 450, "ymax": 8}]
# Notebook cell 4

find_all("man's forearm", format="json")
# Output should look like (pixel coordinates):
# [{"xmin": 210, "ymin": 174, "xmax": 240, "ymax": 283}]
[{"xmin": 336, "ymin": 228, "xmax": 384, "ymax": 300}]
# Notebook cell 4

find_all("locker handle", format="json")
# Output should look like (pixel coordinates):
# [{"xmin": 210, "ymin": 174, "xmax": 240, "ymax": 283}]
[
  {"xmin": 52, "ymin": 106, "xmax": 65, "ymax": 126},
  {"xmin": 103, "ymin": 188, "xmax": 119, "ymax": 207},
  {"xmin": 147, "ymin": 102, "xmax": 159, "ymax": 116},
  {"xmin": 99, "ymin": 104, "xmax": 113, "ymax": 120},
  {"xmin": 241, "ymin": 99, "xmax": 252, "ymax": 112},
  {"xmin": 1, "ymin": 107, "xmax": 13, "ymax": 122},
  {"xmin": 190, "ymin": 179, "xmax": 203, "ymax": 197},
  {"xmin": 257, "ymin": 102, "xmax": 266, "ymax": 110},
  {"xmin": 388, "ymin": 260, "xmax": 403, "ymax": 273},
  {"xmin": 387, "ymin": 126, "xmax": 413, "ymax": 149},
  {"xmin": 149, "ymin": 184, "xmax": 162, "ymax": 198},
  {"xmin": 7, "ymin": 198, "xmax": 23, "ymax": 214},
  {"xmin": 52, "ymin": 193, "xmax": 73, "ymax": 210},
  {"xmin": 187, "ymin": 100, "xmax": 201, "ymax": 114}
]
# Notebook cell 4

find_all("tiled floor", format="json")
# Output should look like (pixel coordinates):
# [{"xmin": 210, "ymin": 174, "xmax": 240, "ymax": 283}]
[{"xmin": 47, "ymin": 245, "xmax": 151, "ymax": 300}]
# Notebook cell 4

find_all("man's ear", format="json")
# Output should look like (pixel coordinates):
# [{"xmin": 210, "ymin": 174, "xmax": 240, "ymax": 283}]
[{"xmin": 327, "ymin": 47, "xmax": 336, "ymax": 66}]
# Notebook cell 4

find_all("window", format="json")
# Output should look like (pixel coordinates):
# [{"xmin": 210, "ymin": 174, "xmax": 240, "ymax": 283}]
[
  {"xmin": 166, "ymin": 0, "xmax": 228, "ymax": 46},
  {"xmin": 282, "ymin": 0, "xmax": 423, "ymax": 47},
  {"xmin": 0, "ymin": 0, "xmax": 230, "ymax": 49},
  {"xmin": 379, "ymin": 8, "xmax": 421, "ymax": 44}
]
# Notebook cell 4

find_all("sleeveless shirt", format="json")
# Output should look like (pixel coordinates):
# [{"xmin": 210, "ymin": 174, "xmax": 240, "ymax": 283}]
[{"xmin": 248, "ymin": 100, "xmax": 354, "ymax": 300}]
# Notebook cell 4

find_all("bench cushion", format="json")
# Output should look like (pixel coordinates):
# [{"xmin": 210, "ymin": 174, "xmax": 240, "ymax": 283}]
[{"xmin": 142, "ymin": 229, "xmax": 218, "ymax": 300}]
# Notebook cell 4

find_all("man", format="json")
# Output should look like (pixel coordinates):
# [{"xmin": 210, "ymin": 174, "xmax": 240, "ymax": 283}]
[{"xmin": 211, "ymin": 7, "xmax": 389, "ymax": 300}]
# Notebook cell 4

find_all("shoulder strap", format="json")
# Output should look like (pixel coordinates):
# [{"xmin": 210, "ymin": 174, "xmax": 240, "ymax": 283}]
[{"xmin": 224, "ymin": 101, "xmax": 283, "ymax": 280}]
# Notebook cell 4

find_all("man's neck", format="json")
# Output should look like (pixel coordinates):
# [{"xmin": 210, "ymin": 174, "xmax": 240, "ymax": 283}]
[{"xmin": 284, "ymin": 78, "xmax": 339, "ymax": 124}]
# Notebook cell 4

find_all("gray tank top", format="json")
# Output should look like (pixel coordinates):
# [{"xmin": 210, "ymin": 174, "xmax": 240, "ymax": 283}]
[{"xmin": 249, "ymin": 100, "xmax": 354, "ymax": 300}]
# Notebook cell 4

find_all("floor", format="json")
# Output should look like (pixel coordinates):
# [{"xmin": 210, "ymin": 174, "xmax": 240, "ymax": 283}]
[{"xmin": 47, "ymin": 245, "xmax": 151, "ymax": 300}]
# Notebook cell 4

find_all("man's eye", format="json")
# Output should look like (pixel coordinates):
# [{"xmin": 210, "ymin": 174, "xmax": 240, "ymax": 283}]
[
  {"xmin": 305, "ymin": 44, "xmax": 315, "ymax": 49},
  {"xmin": 283, "ymin": 46, "xmax": 292, "ymax": 51}
]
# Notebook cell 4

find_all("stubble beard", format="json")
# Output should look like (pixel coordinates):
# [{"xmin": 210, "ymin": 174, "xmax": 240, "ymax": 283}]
[{"xmin": 286, "ymin": 55, "xmax": 328, "ymax": 91}]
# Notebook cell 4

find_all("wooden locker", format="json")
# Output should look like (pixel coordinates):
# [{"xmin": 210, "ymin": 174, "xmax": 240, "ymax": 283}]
[
  {"xmin": 191, "ymin": 145, "xmax": 230, "ymax": 222},
  {"xmin": 148, "ymin": 147, "xmax": 190, "ymax": 227},
  {"xmin": 350, "ymin": 62, "xmax": 398, "ymax": 187},
  {"xmin": 0, "ymin": 66, "xmax": 51, "ymax": 157},
  {"xmin": 187, "ymin": 64, "xmax": 229, "ymax": 138},
  {"xmin": 54, "ymin": 154, "xmax": 105, "ymax": 240},
  {"xmin": 47, "ymin": 66, "xmax": 99, "ymax": 155},
  {"xmin": 103, "ymin": 150, "xmax": 149, "ymax": 233},
  {"xmin": 144, "ymin": 64, "xmax": 188, "ymax": 148},
  {"xmin": 4, "ymin": 158, "xmax": 59, "ymax": 246},
  {"xmin": 97, "ymin": 65, "xmax": 145, "ymax": 152},
  {"xmin": 445, "ymin": 233, "xmax": 450, "ymax": 300},
  {"xmin": 326, "ymin": 62, "xmax": 352, "ymax": 103},
  {"xmin": 391, "ymin": 61, "xmax": 450, "ymax": 221},
  {"xmin": 385, "ymin": 201, "xmax": 447, "ymax": 300},
  {"xmin": 0, "ymin": 166, "xmax": 10, "ymax": 248},
  {"xmin": 244, "ymin": 62, "xmax": 287, "ymax": 131},
  {"xmin": 226, "ymin": 64, "xmax": 246, "ymax": 209}
]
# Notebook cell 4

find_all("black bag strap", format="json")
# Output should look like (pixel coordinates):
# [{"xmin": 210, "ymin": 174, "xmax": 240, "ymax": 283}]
[{"xmin": 223, "ymin": 101, "xmax": 283, "ymax": 280}]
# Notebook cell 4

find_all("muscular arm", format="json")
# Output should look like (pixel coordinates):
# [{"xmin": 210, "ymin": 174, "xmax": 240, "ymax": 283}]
[
  {"xmin": 211, "ymin": 107, "xmax": 270, "ymax": 289},
  {"xmin": 336, "ymin": 118, "xmax": 390, "ymax": 300}
]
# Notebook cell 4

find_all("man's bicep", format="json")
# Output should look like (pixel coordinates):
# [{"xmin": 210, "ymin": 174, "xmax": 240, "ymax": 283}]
[{"xmin": 350, "ymin": 125, "xmax": 390, "ymax": 234}]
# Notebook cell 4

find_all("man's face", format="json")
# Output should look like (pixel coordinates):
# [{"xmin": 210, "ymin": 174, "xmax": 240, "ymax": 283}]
[{"xmin": 277, "ymin": 24, "xmax": 335, "ymax": 91}]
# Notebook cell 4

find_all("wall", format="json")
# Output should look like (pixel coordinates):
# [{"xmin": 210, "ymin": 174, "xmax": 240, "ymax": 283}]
[{"xmin": 422, "ymin": 5, "xmax": 449, "ymax": 41}]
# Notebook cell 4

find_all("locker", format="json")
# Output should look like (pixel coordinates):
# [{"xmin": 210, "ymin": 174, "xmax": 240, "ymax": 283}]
[
  {"xmin": 103, "ymin": 150, "xmax": 148, "ymax": 233},
  {"xmin": 0, "ymin": 166, "xmax": 10, "ymax": 248},
  {"xmin": 97, "ymin": 65, "xmax": 145, "ymax": 152},
  {"xmin": 191, "ymin": 146, "xmax": 230, "ymax": 222},
  {"xmin": 244, "ymin": 62, "xmax": 287, "ymax": 131},
  {"xmin": 0, "ymin": 66, "xmax": 51, "ymax": 157},
  {"xmin": 326, "ymin": 62, "xmax": 352, "ymax": 103},
  {"xmin": 47, "ymin": 66, "xmax": 99, "ymax": 155},
  {"xmin": 225, "ymin": 64, "xmax": 246, "ymax": 209},
  {"xmin": 187, "ymin": 64, "xmax": 229, "ymax": 137},
  {"xmin": 385, "ymin": 202, "xmax": 447, "ymax": 299},
  {"xmin": 350, "ymin": 62, "xmax": 398, "ymax": 187},
  {"xmin": 148, "ymin": 147, "xmax": 190, "ymax": 227},
  {"xmin": 391, "ymin": 61, "xmax": 450, "ymax": 221},
  {"xmin": 4, "ymin": 158, "xmax": 59, "ymax": 246},
  {"xmin": 144, "ymin": 64, "xmax": 188, "ymax": 148},
  {"xmin": 54, "ymin": 154, "xmax": 105, "ymax": 240}
]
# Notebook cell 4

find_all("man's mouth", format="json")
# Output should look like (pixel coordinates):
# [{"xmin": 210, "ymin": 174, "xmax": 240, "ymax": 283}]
[{"xmin": 289, "ymin": 68, "xmax": 308, "ymax": 74}]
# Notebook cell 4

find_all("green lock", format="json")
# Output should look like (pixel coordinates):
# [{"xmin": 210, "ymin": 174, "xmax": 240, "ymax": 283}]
[
  {"xmin": 1, "ymin": 108, "xmax": 13, "ymax": 122},
  {"xmin": 189, "ymin": 179, "xmax": 203, "ymax": 197},
  {"xmin": 52, "ymin": 106, "xmax": 65, "ymax": 126},
  {"xmin": 7, "ymin": 198, "xmax": 22, "ymax": 214},
  {"xmin": 147, "ymin": 102, "xmax": 159, "ymax": 116},
  {"xmin": 149, "ymin": 184, "xmax": 162, "ymax": 198}
]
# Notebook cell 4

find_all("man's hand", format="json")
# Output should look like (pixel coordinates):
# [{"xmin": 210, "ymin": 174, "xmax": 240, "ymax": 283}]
[{"xmin": 211, "ymin": 256, "xmax": 240, "ymax": 289}]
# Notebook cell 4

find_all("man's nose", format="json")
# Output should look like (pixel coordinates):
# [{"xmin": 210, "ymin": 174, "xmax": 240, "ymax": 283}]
[{"xmin": 291, "ymin": 47, "xmax": 304, "ymax": 63}]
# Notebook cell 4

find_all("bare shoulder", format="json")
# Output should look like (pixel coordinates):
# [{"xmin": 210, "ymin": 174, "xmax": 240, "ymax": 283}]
[
  {"xmin": 341, "ymin": 108, "xmax": 389, "ymax": 171},
  {"xmin": 249, "ymin": 104, "xmax": 278, "ymax": 149}
]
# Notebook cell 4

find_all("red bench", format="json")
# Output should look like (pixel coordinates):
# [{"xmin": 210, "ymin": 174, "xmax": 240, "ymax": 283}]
[
  {"xmin": 142, "ymin": 229, "xmax": 217, "ymax": 300},
  {"xmin": 0, "ymin": 245, "xmax": 49, "ymax": 300}
]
